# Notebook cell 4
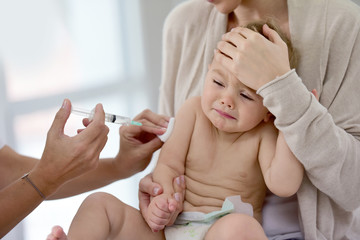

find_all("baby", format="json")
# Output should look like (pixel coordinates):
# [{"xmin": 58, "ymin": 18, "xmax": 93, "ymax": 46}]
[{"xmin": 47, "ymin": 21, "xmax": 303, "ymax": 240}]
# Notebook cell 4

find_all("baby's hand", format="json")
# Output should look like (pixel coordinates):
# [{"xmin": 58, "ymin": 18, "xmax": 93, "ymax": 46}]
[
  {"xmin": 145, "ymin": 193, "xmax": 177, "ymax": 232},
  {"xmin": 311, "ymin": 89, "xmax": 319, "ymax": 101}
]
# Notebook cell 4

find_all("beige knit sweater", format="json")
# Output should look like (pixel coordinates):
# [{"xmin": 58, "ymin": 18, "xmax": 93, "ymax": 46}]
[{"xmin": 158, "ymin": 0, "xmax": 360, "ymax": 239}]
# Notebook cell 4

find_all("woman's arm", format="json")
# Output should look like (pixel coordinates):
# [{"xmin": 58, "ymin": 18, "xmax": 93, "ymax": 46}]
[
  {"xmin": 0, "ymin": 169, "xmax": 45, "ymax": 237},
  {"xmin": 0, "ymin": 147, "xmax": 38, "ymax": 190},
  {"xmin": 0, "ymin": 100, "xmax": 108, "ymax": 237}
]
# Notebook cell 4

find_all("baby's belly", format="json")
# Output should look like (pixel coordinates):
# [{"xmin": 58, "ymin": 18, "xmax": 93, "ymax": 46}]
[{"xmin": 183, "ymin": 171, "xmax": 266, "ymax": 221}]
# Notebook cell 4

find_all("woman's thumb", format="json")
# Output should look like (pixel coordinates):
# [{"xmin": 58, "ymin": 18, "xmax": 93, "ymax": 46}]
[
  {"xmin": 49, "ymin": 99, "xmax": 71, "ymax": 135},
  {"xmin": 145, "ymin": 137, "xmax": 163, "ymax": 154}
]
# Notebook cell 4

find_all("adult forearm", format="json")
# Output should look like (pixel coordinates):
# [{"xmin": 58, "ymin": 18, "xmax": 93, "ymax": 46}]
[
  {"xmin": 0, "ymin": 146, "xmax": 38, "ymax": 190},
  {"xmin": 0, "ymin": 176, "xmax": 44, "ymax": 238},
  {"xmin": 48, "ymin": 157, "xmax": 121, "ymax": 199}
]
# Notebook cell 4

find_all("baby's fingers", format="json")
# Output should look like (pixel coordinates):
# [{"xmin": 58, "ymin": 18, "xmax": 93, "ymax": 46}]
[
  {"xmin": 148, "ymin": 215, "xmax": 168, "ymax": 230},
  {"xmin": 147, "ymin": 206, "xmax": 171, "ymax": 232},
  {"xmin": 154, "ymin": 199, "xmax": 172, "ymax": 216},
  {"xmin": 147, "ymin": 218, "xmax": 166, "ymax": 232},
  {"xmin": 311, "ymin": 89, "xmax": 319, "ymax": 101}
]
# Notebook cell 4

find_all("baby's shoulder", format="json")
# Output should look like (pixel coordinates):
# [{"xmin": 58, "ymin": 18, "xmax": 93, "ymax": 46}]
[
  {"xmin": 258, "ymin": 121, "xmax": 278, "ymax": 145},
  {"xmin": 250, "ymin": 120, "xmax": 278, "ymax": 139},
  {"xmin": 176, "ymin": 96, "xmax": 202, "ymax": 118},
  {"xmin": 182, "ymin": 96, "xmax": 202, "ymax": 110}
]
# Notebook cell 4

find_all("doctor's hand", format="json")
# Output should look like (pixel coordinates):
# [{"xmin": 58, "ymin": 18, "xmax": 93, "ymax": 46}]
[
  {"xmin": 215, "ymin": 24, "xmax": 291, "ymax": 90},
  {"xmin": 113, "ymin": 109, "xmax": 170, "ymax": 178},
  {"xmin": 30, "ymin": 99, "xmax": 109, "ymax": 198}
]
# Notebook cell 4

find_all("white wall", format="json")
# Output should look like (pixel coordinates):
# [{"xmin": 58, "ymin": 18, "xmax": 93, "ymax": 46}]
[{"xmin": 0, "ymin": 1, "xmax": 183, "ymax": 239}]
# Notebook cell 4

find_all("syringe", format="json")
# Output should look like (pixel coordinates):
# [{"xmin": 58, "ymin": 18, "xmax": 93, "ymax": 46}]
[{"xmin": 71, "ymin": 107, "xmax": 142, "ymax": 126}]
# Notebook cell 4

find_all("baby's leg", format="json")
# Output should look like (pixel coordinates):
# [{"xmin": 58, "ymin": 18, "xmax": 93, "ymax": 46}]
[
  {"xmin": 205, "ymin": 213, "xmax": 267, "ymax": 240},
  {"xmin": 49, "ymin": 192, "xmax": 165, "ymax": 240}
]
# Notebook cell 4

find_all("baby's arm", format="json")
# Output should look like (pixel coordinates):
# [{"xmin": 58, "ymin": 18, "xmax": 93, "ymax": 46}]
[
  {"xmin": 153, "ymin": 97, "xmax": 197, "ymax": 196},
  {"xmin": 259, "ymin": 90, "xmax": 320, "ymax": 196},
  {"xmin": 259, "ymin": 125, "xmax": 304, "ymax": 197},
  {"xmin": 144, "ymin": 97, "xmax": 198, "ymax": 230}
]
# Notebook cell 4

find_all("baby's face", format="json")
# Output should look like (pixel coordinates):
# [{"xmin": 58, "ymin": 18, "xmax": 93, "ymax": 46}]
[{"xmin": 201, "ymin": 59, "xmax": 270, "ymax": 133}]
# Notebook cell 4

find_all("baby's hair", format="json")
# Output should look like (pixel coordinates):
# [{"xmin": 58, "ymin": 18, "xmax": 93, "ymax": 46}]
[{"xmin": 244, "ymin": 20, "xmax": 298, "ymax": 69}]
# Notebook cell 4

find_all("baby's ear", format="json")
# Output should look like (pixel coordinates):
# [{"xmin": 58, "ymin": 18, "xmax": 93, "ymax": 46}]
[{"xmin": 263, "ymin": 112, "xmax": 273, "ymax": 123}]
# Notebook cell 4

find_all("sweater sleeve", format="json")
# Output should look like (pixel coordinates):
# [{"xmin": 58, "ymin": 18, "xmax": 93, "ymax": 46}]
[
  {"xmin": 257, "ymin": 68, "xmax": 360, "ymax": 211},
  {"xmin": 158, "ymin": 5, "xmax": 182, "ymax": 117},
  {"xmin": 158, "ymin": 0, "xmax": 216, "ymax": 116}
]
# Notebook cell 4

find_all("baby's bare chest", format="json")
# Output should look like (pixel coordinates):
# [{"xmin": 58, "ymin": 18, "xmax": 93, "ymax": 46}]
[
  {"xmin": 185, "ymin": 130, "xmax": 264, "ymax": 188},
  {"xmin": 189, "ymin": 132, "xmax": 259, "ymax": 170}
]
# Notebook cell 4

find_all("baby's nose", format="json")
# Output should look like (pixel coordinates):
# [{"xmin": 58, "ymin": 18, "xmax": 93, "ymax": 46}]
[{"xmin": 220, "ymin": 96, "xmax": 234, "ymax": 109}]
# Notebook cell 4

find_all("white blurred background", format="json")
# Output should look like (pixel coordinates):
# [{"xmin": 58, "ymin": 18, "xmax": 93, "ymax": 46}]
[{"xmin": 0, "ymin": 0, "xmax": 183, "ymax": 239}]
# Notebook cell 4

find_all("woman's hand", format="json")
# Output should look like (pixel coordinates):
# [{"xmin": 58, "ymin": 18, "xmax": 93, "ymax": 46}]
[
  {"xmin": 113, "ymin": 109, "xmax": 170, "ymax": 177},
  {"xmin": 215, "ymin": 24, "xmax": 291, "ymax": 90},
  {"xmin": 167, "ymin": 175, "xmax": 186, "ymax": 226},
  {"xmin": 30, "ymin": 99, "xmax": 109, "ymax": 197}
]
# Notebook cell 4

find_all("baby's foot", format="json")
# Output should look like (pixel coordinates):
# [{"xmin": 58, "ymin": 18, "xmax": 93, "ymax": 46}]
[{"xmin": 46, "ymin": 225, "xmax": 68, "ymax": 240}]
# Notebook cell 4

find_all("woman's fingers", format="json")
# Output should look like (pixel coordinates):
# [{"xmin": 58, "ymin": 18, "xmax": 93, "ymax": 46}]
[
  {"xmin": 139, "ymin": 174, "xmax": 163, "ymax": 196},
  {"xmin": 216, "ymin": 39, "xmax": 237, "ymax": 59},
  {"xmin": 214, "ymin": 48, "xmax": 233, "ymax": 71},
  {"xmin": 262, "ymin": 24, "xmax": 286, "ymax": 46},
  {"xmin": 82, "ymin": 118, "xmax": 91, "ymax": 127},
  {"xmin": 133, "ymin": 109, "xmax": 170, "ymax": 128},
  {"xmin": 48, "ymin": 99, "xmax": 71, "ymax": 137},
  {"xmin": 76, "ymin": 104, "xmax": 108, "ymax": 143},
  {"xmin": 140, "ymin": 124, "xmax": 166, "ymax": 136}
]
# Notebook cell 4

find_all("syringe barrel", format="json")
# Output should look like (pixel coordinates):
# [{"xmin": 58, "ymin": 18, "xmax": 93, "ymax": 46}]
[
  {"xmin": 104, "ymin": 113, "xmax": 117, "ymax": 123},
  {"xmin": 72, "ymin": 106, "xmax": 138, "ymax": 125}
]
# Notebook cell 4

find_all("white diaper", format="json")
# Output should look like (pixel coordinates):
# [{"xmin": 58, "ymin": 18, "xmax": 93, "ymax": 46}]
[{"xmin": 165, "ymin": 195, "xmax": 253, "ymax": 240}]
